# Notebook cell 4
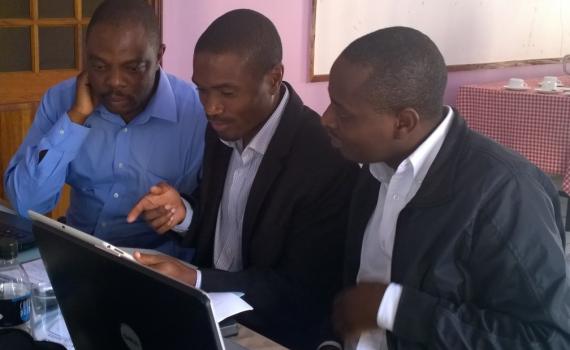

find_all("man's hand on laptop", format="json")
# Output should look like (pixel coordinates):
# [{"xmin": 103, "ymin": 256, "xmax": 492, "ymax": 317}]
[
  {"xmin": 133, "ymin": 251, "xmax": 197, "ymax": 286},
  {"xmin": 127, "ymin": 182, "xmax": 186, "ymax": 234}
]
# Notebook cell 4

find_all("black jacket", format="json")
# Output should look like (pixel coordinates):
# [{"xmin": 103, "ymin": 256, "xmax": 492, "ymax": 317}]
[
  {"xmin": 184, "ymin": 83, "xmax": 359, "ymax": 349},
  {"xmin": 345, "ymin": 110, "xmax": 570, "ymax": 349}
]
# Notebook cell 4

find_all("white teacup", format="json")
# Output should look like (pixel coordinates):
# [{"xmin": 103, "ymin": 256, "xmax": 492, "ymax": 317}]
[
  {"xmin": 543, "ymin": 76, "xmax": 561, "ymax": 86},
  {"xmin": 507, "ymin": 78, "xmax": 527, "ymax": 89},
  {"xmin": 541, "ymin": 80, "xmax": 558, "ymax": 91}
]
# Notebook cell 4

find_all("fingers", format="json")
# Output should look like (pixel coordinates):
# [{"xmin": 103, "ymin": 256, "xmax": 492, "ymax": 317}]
[
  {"xmin": 127, "ymin": 182, "xmax": 186, "ymax": 234},
  {"xmin": 127, "ymin": 195, "xmax": 159, "ymax": 223},
  {"xmin": 134, "ymin": 252, "xmax": 197, "ymax": 286},
  {"xmin": 134, "ymin": 251, "xmax": 173, "ymax": 266}
]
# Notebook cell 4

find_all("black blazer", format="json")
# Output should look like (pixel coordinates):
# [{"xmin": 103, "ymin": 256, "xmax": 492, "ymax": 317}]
[
  {"xmin": 345, "ymin": 110, "xmax": 570, "ymax": 349},
  {"xmin": 184, "ymin": 83, "xmax": 359, "ymax": 349}
]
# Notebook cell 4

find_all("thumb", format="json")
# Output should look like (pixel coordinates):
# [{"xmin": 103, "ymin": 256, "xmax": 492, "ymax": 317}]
[{"xmin": 134, "ymin": 252, "xmax": 165, "ymax": 266}]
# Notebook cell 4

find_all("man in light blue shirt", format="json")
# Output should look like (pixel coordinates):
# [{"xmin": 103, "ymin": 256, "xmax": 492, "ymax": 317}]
[{"xmin": 3, "ymin": 0, "xmax": 206, "ymax": 255}]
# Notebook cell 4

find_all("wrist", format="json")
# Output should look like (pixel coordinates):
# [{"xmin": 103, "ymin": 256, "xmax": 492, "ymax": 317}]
[{"xmin": 68, "ymin": 108, "xmax": 90, "ymax": 124}]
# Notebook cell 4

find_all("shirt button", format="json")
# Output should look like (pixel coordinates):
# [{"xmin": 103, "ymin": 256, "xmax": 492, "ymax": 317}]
[
  {"xmin": 101, "ymin": 222, "xmax": 107, "ymax": 228},
  {"xmin": 118, "ymin": 162, "xmax": 123, "ymax": 168},
  {"xmin": 392, "ymin": 194, "xmax": 399, "ymax": 200},
  {"xmin": 123, "ymin": 128, "xmax": 128, "ymax": 133},
  {"xmin": 59, "ymin": 129, "xmax": 64, "ymax": 135},
  {"xmin": 113, "ymin": 192, "xmax": 119, "ymax": 198}
]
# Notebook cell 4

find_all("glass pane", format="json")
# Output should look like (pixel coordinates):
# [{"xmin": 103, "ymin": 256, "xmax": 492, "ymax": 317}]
[
  {"xmin": 0, "ymin": 0, "xmax": 30, "ymax": 18},
  {"xmin": 39, "ymin": 26, "xmax": 75, "ymax": 70},
  {"xmin": 38, "ymin": 0, "xmax": 74, "ymax": 18},
  {"xmin": 83, "ymin": 0, "xmax": 105, "ymax": 18},
  {"xmin": 0, "ymin": 27, "xmax": 31, "ymax": 72}
]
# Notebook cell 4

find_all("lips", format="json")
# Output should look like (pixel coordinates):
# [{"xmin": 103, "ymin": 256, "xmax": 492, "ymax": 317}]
[{"xmin": 208, "ymin": 118, "xmax": 232, "ymax": 133}]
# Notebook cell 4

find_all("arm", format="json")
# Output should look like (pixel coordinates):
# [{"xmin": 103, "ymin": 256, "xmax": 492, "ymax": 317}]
[
  {"xmin": 394, "ymin": 176, "xmax": 570, "ymax": 349},
  {"xmin": 199, "ymin": 162, "xmax": 357, "ymax": 329},
  {"xmin": 3, "ymin": 73, "xmax": 94, "ymax": 216}
]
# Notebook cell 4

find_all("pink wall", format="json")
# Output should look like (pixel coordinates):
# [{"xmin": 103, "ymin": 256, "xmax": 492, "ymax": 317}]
[{"xmin": 162, "ymin": 1, "xmax": 566, "ymax": 114}]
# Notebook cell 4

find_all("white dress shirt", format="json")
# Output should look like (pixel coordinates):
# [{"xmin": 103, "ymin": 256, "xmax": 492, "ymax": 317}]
[{"xmin": 353, "ymin": 107, "xmax": 454, "ymax": 350}]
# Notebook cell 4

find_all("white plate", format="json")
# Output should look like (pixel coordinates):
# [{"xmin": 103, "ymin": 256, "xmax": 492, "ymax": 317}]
[
  {"xmin": 534, "ymin": 88, "xmax": 562, "ymax": 94},
  {"xmin": 504, "ymin": 85, "xmax": 529, "ymax": 91}
]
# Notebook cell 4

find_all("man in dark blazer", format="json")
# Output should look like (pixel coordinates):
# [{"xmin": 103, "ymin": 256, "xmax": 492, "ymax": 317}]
[
  {"xmin": 319, "ymin": 27, "xmax": 570, "ymax": 349},
  {"xmin": 128, "ymin": 10, "xmax": 357, "ymax": 349}
]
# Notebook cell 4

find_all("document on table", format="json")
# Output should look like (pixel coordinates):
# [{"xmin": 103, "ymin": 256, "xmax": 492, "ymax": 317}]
[{"xmin": 208, "ymin": 292, "xmax": 253, "ymax": 323}]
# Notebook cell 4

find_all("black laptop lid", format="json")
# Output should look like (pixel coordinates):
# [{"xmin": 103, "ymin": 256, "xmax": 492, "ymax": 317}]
[
  {"xmin": 0, "ymin": 211, "xmax": 35, "ymax": 251},
  {"xmin": 32, "ymin": 217, "xmax": 225, "ymax": 350}
]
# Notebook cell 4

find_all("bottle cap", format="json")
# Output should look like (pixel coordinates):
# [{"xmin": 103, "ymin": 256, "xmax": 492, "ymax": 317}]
[{"xmin": 0, "ymin": 238, "xmax": 18, "ymax": 260}]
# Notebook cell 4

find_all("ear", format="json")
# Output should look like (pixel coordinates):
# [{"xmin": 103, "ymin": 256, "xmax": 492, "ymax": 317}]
[
  {"xmin": 393, "ymin": 107, "xmax": 420, "ymax": 139},
  {"xmin": 266, "ymin": 63, "xmax": 284, "ymax": 95},
  {"xmin": 156, "ymin": 44, "xmax": 166, "ymax": 66}
]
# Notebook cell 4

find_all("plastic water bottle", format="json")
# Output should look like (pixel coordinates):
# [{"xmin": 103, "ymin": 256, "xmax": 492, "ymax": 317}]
[{"xmin": 0, "ymin": 238, "xmax": 31, "ymax": 333}]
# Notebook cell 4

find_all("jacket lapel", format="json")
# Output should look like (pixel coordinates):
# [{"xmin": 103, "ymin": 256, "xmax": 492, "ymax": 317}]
[{"xmin": 241, "ymin": 83, "xmax": 303, "ymax": 261}]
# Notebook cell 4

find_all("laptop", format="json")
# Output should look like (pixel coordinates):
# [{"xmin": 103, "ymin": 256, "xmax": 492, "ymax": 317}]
[
  {"xmin": 0, "ymin": 210, "xmax": 35, "ymax": 251},
  {"xmin": 29, "ymin": 210, "xmax": 247, "ymax": 350}
]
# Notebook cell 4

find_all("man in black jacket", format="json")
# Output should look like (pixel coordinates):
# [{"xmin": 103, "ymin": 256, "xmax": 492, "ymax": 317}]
[
  {"xmin": 128, "ymin": 9, "xmax": 358, "ymax": 349},
  {"xmin": 319, "ymin": 26, "xmax": 570, "ymax": 349}
]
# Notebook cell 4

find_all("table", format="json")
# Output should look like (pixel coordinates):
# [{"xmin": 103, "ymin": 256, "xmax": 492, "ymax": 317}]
[
  {"xmin": 232, "ymin": 324, "xmax": 287, "ymax": 350},
  {"xmin": 456, "ymin": 75, "xmax": 570, "ymax": 194}
]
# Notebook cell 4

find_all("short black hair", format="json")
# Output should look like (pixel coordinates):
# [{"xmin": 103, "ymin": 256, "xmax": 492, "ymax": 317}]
[
  {"xmin": 86, "ymin": 0, "xmax": 160, "ymax": 51},
  {"xmin": 195, "ymin": 9, "xmax": 282, "ymax": 76},
  {"xmin": 339, "ymin": 26, "xmax": 447, "ymax": 119}
]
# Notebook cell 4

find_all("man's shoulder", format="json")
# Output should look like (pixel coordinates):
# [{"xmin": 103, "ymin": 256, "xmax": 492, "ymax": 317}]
[
  {"xmin": 39, "ymin": 77, "xmax": 77, "ymax": 112},
  {"xmin": 162, "ymin": 71, "xmax": 197, "ymax": 97},
  {"xmin": 44, "ymin": 77, "xmax": 76, "ymax": 98}
]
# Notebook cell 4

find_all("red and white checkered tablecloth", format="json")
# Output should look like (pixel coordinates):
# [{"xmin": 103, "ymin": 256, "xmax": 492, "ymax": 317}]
[{"xmin": 456, "ymin": 76, "xmax": 570, "ymax": 193}]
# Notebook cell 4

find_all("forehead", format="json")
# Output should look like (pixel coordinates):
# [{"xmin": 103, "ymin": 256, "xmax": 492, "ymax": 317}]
[
  {"xmin": 192, "ymin": 51, "xmax": 258, "ymax": 87},
  {"xmin": 86, "ymin": 23, "xmax": 152, "ymax": 59},
  {"xmin": 329, "ymin": 58, "xmax": 373, "ymax": 107}
]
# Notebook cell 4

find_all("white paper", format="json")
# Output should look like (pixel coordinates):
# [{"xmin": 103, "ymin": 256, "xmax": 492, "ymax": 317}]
[
  {"xmin": 22, "ymin": 258, "xmax": 50, "ymax": 285},
  {"xmin": 208, "ymin": 292, "xmax": 253, "ymax": 323}
]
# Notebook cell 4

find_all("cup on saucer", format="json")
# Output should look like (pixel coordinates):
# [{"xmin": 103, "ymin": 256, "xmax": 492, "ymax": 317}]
[
  {"xmin": 505, "ymin": 78, "xmax": 528, "ymax": 90},
  {"xmin": 540, "ymin": 80, "xmax": 558, "ymax": 91},
  {"xmin": 541, "ymin": 76, "xmax": 562, "ymax": 87}
]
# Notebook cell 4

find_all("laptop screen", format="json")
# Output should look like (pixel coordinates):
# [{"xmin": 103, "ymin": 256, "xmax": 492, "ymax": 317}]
[{"xmin": 31, "ymin": 211, "xmax": 226, "ymax": 350}]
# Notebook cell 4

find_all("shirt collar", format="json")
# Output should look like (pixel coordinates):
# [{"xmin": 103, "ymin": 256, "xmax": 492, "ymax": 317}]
[
  {"xmin": 221, "ymin": 84, "xmax": 290, "ymax": 155},
  {"xmin": 370, "ymin": 106, "xmax": 454, "ymax": 184},
  {"xmin": 96, "ymin": 68, "xmax": 177, "ymax": 124}
]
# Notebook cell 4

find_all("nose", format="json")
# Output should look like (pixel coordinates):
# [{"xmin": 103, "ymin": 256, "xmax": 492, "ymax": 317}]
[
  {"xmin": 201, "ymin": 95, "xmax": 224, "ymax": 117},
  {"xmin": 106, "ymin": 67, "xmax": 126, "ymax": 89}
]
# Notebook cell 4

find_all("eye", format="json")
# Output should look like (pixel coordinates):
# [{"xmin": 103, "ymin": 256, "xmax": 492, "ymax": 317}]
[
  {"xmin": 127, "ymin": 63, "xmax": 146, "ymax": 73},
  {"xmin": 91, "ymin": 63, "xmax": 106, "ymax": 71},
  {"xmin": 220, "ymin": 90, "xmax": 235, "ymax": 97}
]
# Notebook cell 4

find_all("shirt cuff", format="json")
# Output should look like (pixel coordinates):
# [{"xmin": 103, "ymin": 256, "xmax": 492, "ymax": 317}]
[
  {"xmin": 377, "ymin": 283, "xmax": 402, "ymax": 331},
  {"xmin": 195, "ymin": 269, "xmax": 202, "ymax": 289},
  {"xmin": 171, "ymin": 197, "xmax": 193, "ymax": 235}
]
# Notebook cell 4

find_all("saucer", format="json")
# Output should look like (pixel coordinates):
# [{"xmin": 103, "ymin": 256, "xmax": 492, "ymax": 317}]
[
  {"xmin": 539, "ymin": 82, "xmax": 563, "ymax": 87},
  {"xmin": 504, "ymin": 85, "xmax": 529, "ymax": 91},
  {"xmin": 534, "ymin": 88, "xmax": 562, "ymax": 94}
]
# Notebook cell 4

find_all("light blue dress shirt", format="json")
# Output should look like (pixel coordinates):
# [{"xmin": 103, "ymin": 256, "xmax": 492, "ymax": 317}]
[{"xmin": 4, "ymin": 69, "xmax": 206, "ymax": 250}]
